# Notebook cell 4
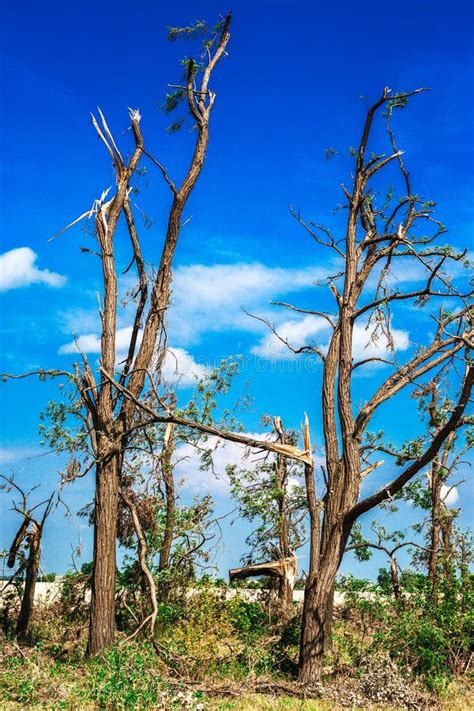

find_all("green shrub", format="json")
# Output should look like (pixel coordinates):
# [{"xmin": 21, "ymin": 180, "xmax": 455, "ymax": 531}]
[
  {"xmin": 225, "ymin": 597, "xmax": 268, "ymax": 640},
  {"xmin": 84, "ymin": 644, "xmax": 164, "ymax": 708}
]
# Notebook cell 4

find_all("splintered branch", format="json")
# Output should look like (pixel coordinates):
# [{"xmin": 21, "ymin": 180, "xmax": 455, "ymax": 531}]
[
  {"xmin": 360, "ymin": 460, "xmax": 384, "ymax": 478},
  {"xmin": 100, "ymin": 367, "xmax": 313, "ymax": 465},
  {"xmin": 91, "ymin": 108, "xmax": 125, "ymax": 175}
]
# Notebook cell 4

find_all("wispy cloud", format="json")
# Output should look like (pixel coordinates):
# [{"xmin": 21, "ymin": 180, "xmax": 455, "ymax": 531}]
[
  {"xmin": 251, "ymin": 316, "xmax": 409, "ymax": 364},
  {"xmin": 251, "ymin": 315, "xmax": 328, "ymax": 360},
  {"xmin": 58, "ymin": 259, "xmax": 414, "ymax": 368},
  {"xmin": 173, "ymin": 434, "xmax": 273, "ymax": 497},
  {"xmin": 0, "ymin": 446, "xmax": 44, "ymax": 464},
  {"xmin": 0, "ymin": 247, "xmax": 66, "ymax": 292},
  {"xmin": 168, "ymin": 262, "xmax": 334, "ymax": 345}
]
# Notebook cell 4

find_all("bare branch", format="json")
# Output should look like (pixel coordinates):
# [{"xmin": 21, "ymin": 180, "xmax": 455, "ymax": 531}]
[
  {"xmin": 271, "ymin": 301, "xmax": 336, "ymax": 329},
  {"xmin": 100, "ymin": 367, "xmax": 313, "ymax": 465},
  {"xmin": 347, "ymin": 360, "xmax": 473, "ymax": 522},
  {"xmin": 142, "ymin": 148, "xmax": 177, "ymax": 195},
  {"xmin": 243, "ymin": 308, "xmax": 326, "ymax": 362}
]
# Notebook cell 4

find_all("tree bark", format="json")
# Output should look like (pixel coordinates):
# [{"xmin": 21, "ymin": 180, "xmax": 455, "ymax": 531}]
[
  {"xmin": 87, "ymin": 455, "xmax": 120, "ymax": 655},
  {"xmin": 428, "ymin": 463, "xmax": 442, "ymax": 596},
  {"xmin": 273, "ymin": 422, "xmax": 293, "ymax": 607},
  {"xmin": 298, "ymin": 543, "xmax": 339, "ymax": 684},
  {"xmin": 390, "ymin": 556, "xmax": 402, "ymax": 604},
  {"xmin": 158, "ymin": 425, "xmax": 175, "ymax": 602},
  {"xmin": 16, "ymin": 533, "xmax": 40, "ymax": 643}
]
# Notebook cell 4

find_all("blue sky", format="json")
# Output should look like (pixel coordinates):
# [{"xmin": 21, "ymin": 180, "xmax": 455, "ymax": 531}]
[{"xmin": 0, "ymin": 0, "xmax": 473, "ymax": 579}]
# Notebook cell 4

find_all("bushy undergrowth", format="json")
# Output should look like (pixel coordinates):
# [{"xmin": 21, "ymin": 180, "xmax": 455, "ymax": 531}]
[
  {"xmin": 0, "ymin": 642, "xmax": 204, "ymax": 709},
  {"xmin": 1, "ymin": 573, "xmax": 472, "ymax": 708},
  {"xmin": 332, "ymin": 573, "xmax": 473, "ymax": 694},
  {"xmin": 152, "ymin": 588, "xmax": 276, "ymax": 680}
]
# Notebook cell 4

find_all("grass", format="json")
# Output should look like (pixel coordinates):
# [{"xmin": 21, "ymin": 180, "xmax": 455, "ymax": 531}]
[
  {"xmin": 1, "ymin": 586, "xmax": 472, "ymax": 709},
  {"xmin": 1, "ymin": 640, "xmax": 472, "ymax": 710}
]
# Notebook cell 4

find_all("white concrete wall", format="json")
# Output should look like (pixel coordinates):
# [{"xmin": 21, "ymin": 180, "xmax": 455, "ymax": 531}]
[{"xmin": 0, "ymin": 580, "xmax": 348, "ymax": 606}]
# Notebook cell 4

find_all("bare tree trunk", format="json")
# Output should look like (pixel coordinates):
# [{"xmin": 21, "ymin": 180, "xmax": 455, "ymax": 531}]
[
  {"xmin": 428, "ymin": 465, "xmax": 442, "ymax": 596},
  {"xmin": 390, "ymin": 556, "xmax": 402, "ymax": 604},
  {"xmin": 158, "ymin": 425, "xmax": 175, "ymax": 602},
  {"xmin": 87, "ymin": 456, "xmax": 119, "ymax": 655},
  {"xmin": 298, "ymin": 542, "xmax": 340, "ymax": 684},
  {"xmin": 274, "ymin": 420, "xmax": 293, "ymax": 607},
  {"xmin": 16, "ymin": 535, "xmax": 40, "ymax": 642},
  {"xmin": 298, "ymin": 447, "xmax": 339, "ymax": 684},
  {"xmin": 441, "ymin": 513, "xmax": 455, "ymax": 586}
]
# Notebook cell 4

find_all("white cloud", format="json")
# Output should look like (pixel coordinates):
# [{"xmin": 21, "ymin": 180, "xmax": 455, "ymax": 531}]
[
  {"xmin": 174, "ymin": 263, "xmax": 326, "ymax": 309},
  {"xmin": 251, "ymin": 316, "xmax": 409, "ymax": 364},
  {"xmin": 161, "ymin": 347, "xmax": 209, "ymax": 386},
  {"xmin": 169, "ymin": 262, "xmax": 333, "ymax": 345},
  {"xmin": 59, "ymin": 327, "xmax": 208, "ymax": 389},
  {"xmin": 351, "ymin": 322, "xmax": 409, "ymax": 362},
  {"xmin": 58, "ymin": 259, "xmax": 337, "ymax": 366},
  {"xmin": 441, "ymin": 484, "xmax": 459, "ymax": 507},
  {"xmin": 0, "ymin": 247, "xmax": 66, "ymax": 292},
  {"xmin": 58, "ymin": 260, "xmax": 411, "ymax": 367},
  {"xmin": 58, "ymin": 326, "xmax": 135, "ymax": 355},
  {"xmin": 251, "ymin": 315, "xmax": 329, "ymax": 360},
  {"xmin": 173, "ymin": 434, "xmax": 271, "ymax": 496}
]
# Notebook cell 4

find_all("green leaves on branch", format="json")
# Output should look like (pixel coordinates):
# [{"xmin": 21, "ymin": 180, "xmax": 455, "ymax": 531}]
[
  {"xmin": 167, "ymin": 20, "xmax": 208, "ymax": 42},
  {"xmin": 38, "ymin": 399, "xmax": 88, "ymax": 453},
  {"xmin": 164, "ymin": 90, "xmax": 185, "ymax": 114},
  {"xmin": 382, "ymin": 93, "xmax": 409, "ymax": 118}
]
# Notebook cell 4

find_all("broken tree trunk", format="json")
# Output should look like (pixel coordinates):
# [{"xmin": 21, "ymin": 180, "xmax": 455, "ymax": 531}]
[{"xmin": 229, "ymin": 557, "xmax": 297, "ymax": 601}]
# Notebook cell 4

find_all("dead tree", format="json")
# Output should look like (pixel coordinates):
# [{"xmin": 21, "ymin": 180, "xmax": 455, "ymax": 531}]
[
  {"xmin": 262, "ymin": 87, "xmax": 473, "ymax": 683},
  {"xmin": 2, "ymin": 15, "xmax": 232, "ymax": 655},
  {"xmin": 1, "ymin": 475, "xmax": 54, "ymax": 642},
  {"xmin": 420, "ymin": 382, "xmax": 470, "ymax": 597},
  {"xmin": 227, "ymin": 416, "xmax": 306, "ymax": 607},
  {"xmin": 84, "ymin": 19, "xmax": 232, "ymax": 656}
]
